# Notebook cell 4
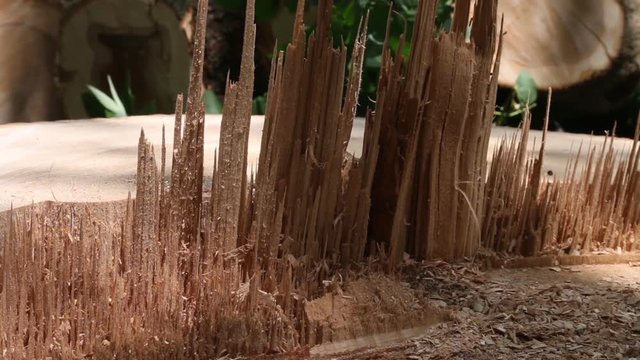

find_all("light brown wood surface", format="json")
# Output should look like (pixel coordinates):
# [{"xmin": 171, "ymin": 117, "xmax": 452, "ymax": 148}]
[
  {"xmin": 498, "ymin": 0, "xmax": 625, "ymax": 88},
  {"xmin": 0, "ymin": 115, "xmax": 634, "ymax": 211}
]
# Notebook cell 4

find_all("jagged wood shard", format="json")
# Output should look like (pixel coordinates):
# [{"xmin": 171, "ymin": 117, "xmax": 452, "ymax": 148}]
[
  {"xmin": 370, "ymin": 0, "xmax": 502, "ymax": 266},
  {"xmin": 1, "ymin": 0, "xmax": 640, "ymax": 357}
]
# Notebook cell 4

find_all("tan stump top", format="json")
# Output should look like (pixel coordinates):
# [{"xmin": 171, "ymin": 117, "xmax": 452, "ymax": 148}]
[{"xmin": 0, "ymin": 115, "xmax": 632, "ymax": 211}]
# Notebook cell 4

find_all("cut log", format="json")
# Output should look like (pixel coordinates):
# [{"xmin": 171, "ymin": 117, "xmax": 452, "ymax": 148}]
[
  {"xmin": 59, "ymin": 0, "xmax": 190, "ymax": 118},
  {"xmin": 497, "ymin": 0, "xmax": 640, "ymax": 114},
  {"xmin": 0, "ymin": 1, "xmax": 62, "ymax": 123}
]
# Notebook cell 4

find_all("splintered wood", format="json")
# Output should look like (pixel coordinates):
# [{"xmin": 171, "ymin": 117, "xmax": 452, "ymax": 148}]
[
  {"xmin": 2, "ymin": 0, "xmax": 640, "ymax": 357},
  {"xmin": 255, "ymin": 0, "xmax": 370, "ymax": 272},
  {"xmin": 370, "ymin": 0, "xmax": 502, "ymax": 267},
  {"xmin": 483, "ymin": 108, "xmax": 640, "ymax": 256}
]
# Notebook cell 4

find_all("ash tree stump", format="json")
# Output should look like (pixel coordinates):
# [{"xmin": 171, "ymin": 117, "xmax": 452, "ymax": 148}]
[{"xmin": 498, "ymin": 0, "xmax": 640, "ymax": 117}]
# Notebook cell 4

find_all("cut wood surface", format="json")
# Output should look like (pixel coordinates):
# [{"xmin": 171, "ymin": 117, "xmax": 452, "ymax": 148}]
[
  {"xmin": 0, "ymin": 115, "xmax": 634, "ymax": 211},
  {"xmin": 497, "ymin": 0, "xmax": 640, "ymax": 114},
  {"xmin": 498, "ymin": 0, "xmax": 626, "ymax": 88}
]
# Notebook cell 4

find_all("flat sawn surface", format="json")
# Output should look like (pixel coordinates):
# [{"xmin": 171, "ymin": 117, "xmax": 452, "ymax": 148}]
[{"xmin": 0, "ymin": 115, "xmax": 634, "ymax": 211}]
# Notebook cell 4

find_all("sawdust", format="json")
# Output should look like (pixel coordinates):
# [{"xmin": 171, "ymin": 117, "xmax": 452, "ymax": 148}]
[
  {"xmin": 304, "ymin": 275, "xmax": 447, "ymax": 347},
  {"xmin": 326, "ymin": 262, "xmax": 640, "ymax": 359}
]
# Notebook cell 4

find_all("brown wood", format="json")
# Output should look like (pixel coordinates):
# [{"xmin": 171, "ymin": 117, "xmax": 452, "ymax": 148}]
[
  {"xmin": 4, "ymin": 0, "xmax": 640, "ymax": 357},
  {"xmin": 0, "ymin": 1, "xmax": 62, "ymax": 123},
  {"xmin": 497, "ymin": 0, "xmax": 640, "ymax": 113}
]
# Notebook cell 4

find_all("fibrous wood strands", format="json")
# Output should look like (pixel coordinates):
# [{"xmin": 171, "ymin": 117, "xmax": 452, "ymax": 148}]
[
  {"xmin": 254, "ymin": 0, "xmax": 370, "ymax": 278},
  {"xmin": 482, "ymin": 101, "xmax": 640, "ymax": 257},
  {"xmin": 0, "ymin": 0, "xmax": 298, "ymax": 357},
  {"xmin": 0, "ymin": 0, "xmax": 378, "ymax": 356},
  {"xmin": 369, "ymin": 0, "xmax": 502, "ymax": 267},
  {"xmin": 3, "ymin": 0, "xmax": 640, "ymax": 357}
]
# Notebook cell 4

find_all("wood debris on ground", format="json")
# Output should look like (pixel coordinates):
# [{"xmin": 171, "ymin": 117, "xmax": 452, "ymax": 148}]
[
  {"xmin": 330, "ymin": 262, "xmax": 640, "ymax": 359},
  {"xmin": 2, "ymin": 0, "xmax": 640, "ymax": 357}
]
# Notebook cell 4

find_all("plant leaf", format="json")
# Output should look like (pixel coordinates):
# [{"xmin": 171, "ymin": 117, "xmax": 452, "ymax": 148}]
[
  {"xmin": 107, "ymin": 76, "xmax": 127, "ymax": 117},
  {"xmin": 515, "ymin": 71, "xmax": 538, "ymax": 106},
  {"xmin": 87, "ymin": 85, "xmax": 126, "ymax": 117}
]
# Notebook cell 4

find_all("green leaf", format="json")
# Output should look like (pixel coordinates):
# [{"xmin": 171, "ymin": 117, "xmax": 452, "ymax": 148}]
[
  {"xmin": 107, "ymin": 76, "xmax": 126, "ymax": 115},
  {"xmin": 82, "ymin": 91, "xmax": 106, "ymax": 118},
  {"xmin": 204, "ymin": 90, "xmax": 224, "ymax": 114},
  {"xmin": 333, "ymin": 0, "xmax": 358, "ymax": 28},
  {"xmin": 87, "ymin": 77, "xmax": 127, "ymax": 118},
  {"xmin": 86, "ymin": 86, "xmax": 117, "ymax": 113},
  {"xmin": 515, "ymin": 71, "xmax": 538, "ymax": 106},
  {"xmin": 436, "ymin": 0, "xmax": 454, "ymax": 31}
]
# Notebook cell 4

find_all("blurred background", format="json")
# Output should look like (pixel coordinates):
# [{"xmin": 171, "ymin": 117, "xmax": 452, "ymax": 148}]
[{"xmin": 2, "ymin": 0, "xmax": 640, "ymax": 137}]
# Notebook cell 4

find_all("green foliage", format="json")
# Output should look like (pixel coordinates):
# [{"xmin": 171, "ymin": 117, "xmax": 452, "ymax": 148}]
[
  {"xmin": 112, "ymin": 0, "xmax": 453, "ymax": 118},
  {"xmin": 214, "ymin": 0, "xmax": 453, "ymax": 113},
  {"xmin": 495, "ymin": 71, "xmax": 539, "ymax": 124},
  {"xmin": 86, "ymin": 76, "xmax": 128, "ymax": 118},
  {"xmin": 85, "ymin": 75, "xmax": 158, "ymax": 118},
  {"xmin": 328, "ymin": 0, "xmax": 419, "ymax": 112},
  {"xmin": 436, "ymin": 0, "xmax": 454, "ymax": 32},
  {"xmin": 515, "ymin": 71, "xmax": 538, "ymax": 106},
  {"xmin": 325, "ymin": 0, "xmax": 453, "ymax": 112}
]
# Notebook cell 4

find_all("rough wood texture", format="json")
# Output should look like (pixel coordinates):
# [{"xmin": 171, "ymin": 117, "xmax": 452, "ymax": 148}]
[
  {"xmin": 483, "ymin": 111, "xmax": 640, "ymax": 256},
  {"xmin": 2, "ymin": 0, "xmax": 640, "ymax": 357},
  {"xmin": 0, "ymin": 0, "xmax": 455, "ymax": 356},
  {"xmin": 498, "ymin": 0, "xmax": 625, "ymax": 88},
  {"xmin": 369, "ymin": 0, "xmax": 502, "ymax": 265},
  {"xmin": 253, "ymin": 0, "xmax": 370, "ymax": 269},
  {"xmin": 210, "ymin": 0, "xmax": 255, "ymax": 253}
]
